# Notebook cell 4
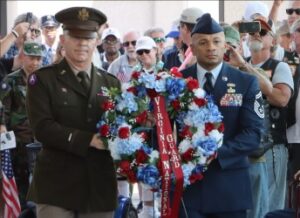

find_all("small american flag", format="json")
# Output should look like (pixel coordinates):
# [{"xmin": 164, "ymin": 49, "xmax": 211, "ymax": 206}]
[{"xmin": 1, "ymin": 149, "xmax": 21, "ymax": 218}]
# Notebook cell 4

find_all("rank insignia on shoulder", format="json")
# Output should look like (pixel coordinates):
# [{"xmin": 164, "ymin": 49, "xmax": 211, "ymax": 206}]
[
  {"xmin": 254, "ymin": 91, "xmax": 264, "ymax": 119},
  {"xmin": 99, "ymin": 86, "xmax": 109, "ymax": 96},
  {"xmin": 28, "ymin": 74, "xmax": 37, "ymax": 86},
  {"xmin": 61, "ymin": 87, "xmax": 67, "ymax": 93}
]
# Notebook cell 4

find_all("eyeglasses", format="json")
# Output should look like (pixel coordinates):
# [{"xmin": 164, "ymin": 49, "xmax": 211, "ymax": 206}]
[
  {"xmin": 123, "ymin": 40, "xmax": 137, "ymax": 47},
  {"xmin": 152, "ymin": 37, "xmax": 166, "ymax": 43},
  {"xmin": 30, "ymin": 28, "xmax": 41, "ymax": 36},
  {"xmin": 249, "ymin": 29, "xmax": 269, "ymax": 37},
  {"xmin": 137, "ymin": 49, "xmax": 151, "ymax": 55},
  {"xmin": 286, "ymin": 8, "xmax": 300, "ymax": 15}
]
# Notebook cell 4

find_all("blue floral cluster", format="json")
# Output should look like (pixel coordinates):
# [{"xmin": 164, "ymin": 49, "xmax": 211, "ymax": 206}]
[{"xmin": 137, "ymin": 165, "xmax": 161, "ymax": 189}]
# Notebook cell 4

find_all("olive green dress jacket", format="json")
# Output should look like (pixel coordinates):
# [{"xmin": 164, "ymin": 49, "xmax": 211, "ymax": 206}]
[{"xmin": 26, "ymin": 58, "xmax": 120, "ymax": 212}]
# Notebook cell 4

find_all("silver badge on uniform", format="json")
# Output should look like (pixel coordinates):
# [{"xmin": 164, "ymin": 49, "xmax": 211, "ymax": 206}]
[{"xmin": 254, "ymin": 91, "xmax": 264, "ymax": 119}]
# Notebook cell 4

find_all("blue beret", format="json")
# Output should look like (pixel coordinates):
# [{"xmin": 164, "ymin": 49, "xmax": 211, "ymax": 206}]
[{"xmin": 191, "ymin": 13, "xmax": 223, "ymax": 36}]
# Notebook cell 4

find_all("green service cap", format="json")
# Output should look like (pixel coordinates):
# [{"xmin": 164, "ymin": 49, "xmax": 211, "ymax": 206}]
[{"xmin": 23, "ymin": 41, "xmax": 45, "ymax": 57}]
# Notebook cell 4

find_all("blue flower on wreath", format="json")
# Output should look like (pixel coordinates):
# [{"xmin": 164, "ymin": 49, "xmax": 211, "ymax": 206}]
[
  {"xmin": 181, "ymin": 164, "xmax": 194, "ymax": 187},
  {"xmin": 193, "ymin": 137, "xmax": 218, "ymax": 156},
  {"xmin": 137, "ymin": 165, "xmax": 161, "ymax": 189},
  {"xmin": 136, "ymin": 85, "xmax": 147, "ymax": 98},
  {"xmin": 116, "ymin": 92, "xmax": 138, "ymax": 113},
  {"xmin": 138, "ymin": 72, "xmax": 156, "ymax": 89},
  {"xmin": 165, "ymin": 77, "xmax": 186, "ymax": 100},
  {"xmin": 154, "ymin": 79, "xmax": 166, "ymax": 93},
  {"xmin": 184, "ymin": 108, "xmax": 207, "ymax": 127},
  {"xmin": 206, "ymin": 98, "xmax": 223, "ymax": 122},
  {"xmin": 116, "ymin": 134, "xmax": 143, "ymax": 155}
]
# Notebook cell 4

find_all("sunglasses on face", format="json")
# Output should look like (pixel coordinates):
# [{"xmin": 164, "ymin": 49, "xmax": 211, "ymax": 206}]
[
  {"xmin": 286, "ymin": 8, "xmax": 300, "ymax": 15},
  {"xmin": 137, "ymin": 49, "xmax": 151, "ymax": 55},
  {"xmin": 123, "ymin": 40, "xmax": 137, "ymax": 47},
  {"xmin": 249, "ymin": 29, "xmax": 269, "ymax": 37},
  {"xmin": 153, "ymin": 37, "xmax": 166, "ymax": 43},
  {"xmin": 30, "ymin": 28, "xmax": 41, "ymax": 36},
  {"xmin": 104, "ymin": 39, "xmax": 118, "ymax": 45}
]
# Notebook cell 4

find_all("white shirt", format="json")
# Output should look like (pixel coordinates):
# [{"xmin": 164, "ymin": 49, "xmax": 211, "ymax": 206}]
[{"xmin": 196, "ymin": 62, "xmax": 223, "ymax": 87}]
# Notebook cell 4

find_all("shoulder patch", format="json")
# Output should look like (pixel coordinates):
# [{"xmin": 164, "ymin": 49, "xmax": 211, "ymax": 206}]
[
  {"xmin": 28, "ymin": 74, "xmax": 38, "ymax": 86},
  {"xmin": 254, "ymin": 91, "xmax": 264, "ymax": 119}
]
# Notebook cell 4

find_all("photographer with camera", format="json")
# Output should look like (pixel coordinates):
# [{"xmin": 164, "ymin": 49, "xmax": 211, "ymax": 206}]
[{"xmin": 228, "ymin": 17, "xmax": 293, "ymax": 218}]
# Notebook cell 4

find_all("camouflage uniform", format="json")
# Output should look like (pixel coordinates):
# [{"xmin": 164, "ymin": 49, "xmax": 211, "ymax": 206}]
[
  {"xmin": 0, "ymin": 41, "xmax": 44, "ymax": 210},
  {"xmin": 0, "ymin": 69, "xmax": 33, "ymax": 209}
]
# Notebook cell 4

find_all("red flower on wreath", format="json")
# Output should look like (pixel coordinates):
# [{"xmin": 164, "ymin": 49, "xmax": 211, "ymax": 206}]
[
  {"xmin": 127, "ymin": 86, "xmax": 137, "ymax": 95},
  {"xmin": 136, "ymin": 149, "xmax": 149, "ymax": 164},
  {"xmin": 218, "ymin": 123, "xmax": 225, "ymax": 133},
  {"xmin": 119, "ymin": 160, "xmax": 131, "ymax": 172},
  {"xmin": 99, "ymin": 124, "xmax": 110, "ymax": 137},
  {"xmin": 194, "ymin": 98, "xmax": 207, "ymax": 107},
  {"xmin": 136, "ymin": 111, "xmax": 148, "ymax": 124},
  {"xmin": 205, "ymin": 122, "xmax": 215, "ymax": 135},
  {"xmin": 181, "ymin": 148, "xmax": 194, "ymax": 162},
  {"xmin": 189, "ymin": 172, "xmax": 203, "ymax": 184},
  {"xmin": 131, "ymin": 71, "xmax": 141, "ymax": 79},
  {"xmin": 179, "ymin": 126, "xmax": 193, "ymax": 138},
  {"xmin": 186, "ymin": 77, "xmax": 199, "ymax": 91},
  {"xmin": 118, "ymin": 126, "xmax": 130, "ymax": 139},
  {"xmin": 171, "ymin": 100, "xmax": 181, "ymax": 111},
  {"xmin": 102, "ymin": 100, "xmax": 115, "ymax": 111}
]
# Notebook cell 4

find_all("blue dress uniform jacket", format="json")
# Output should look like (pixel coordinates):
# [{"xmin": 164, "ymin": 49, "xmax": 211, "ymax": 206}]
[
  {"xmin": 181, "ymin": 63, "xmax": 264, "ymax": 213},
  {"xmin": 26, "ymin": 58, "xmax": 120, "ymax": 212}
]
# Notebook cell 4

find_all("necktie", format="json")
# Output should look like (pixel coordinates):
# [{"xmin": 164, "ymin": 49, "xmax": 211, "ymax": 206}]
[
  {"xmin": 204, "ymin": 72, "xmax": 213, "ymax": 94},
  {"xmin": 44, "ymin": 48, "xmax": 52, "ymax": 66},
  {"xmin": 78, "ymin": 71, "xmax": 91, "ymax": 94}
]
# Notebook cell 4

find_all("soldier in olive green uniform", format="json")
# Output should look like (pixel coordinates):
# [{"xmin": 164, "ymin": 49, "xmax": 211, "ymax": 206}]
[
  {"xmin": 26, "ymin": 7, "xmax": 120, "ymax": 218},
  {"xmin": 0, "ymin": 41, "xmax": 44, "ymax": 209}
]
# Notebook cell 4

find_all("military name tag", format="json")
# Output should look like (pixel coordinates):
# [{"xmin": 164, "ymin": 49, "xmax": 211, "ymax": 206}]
[{"xmin": 220, "ymin": 93, "xmax": 243, "ymax": 106}]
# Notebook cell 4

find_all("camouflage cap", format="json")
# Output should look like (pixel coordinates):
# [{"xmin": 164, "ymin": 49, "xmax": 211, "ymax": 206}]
[
  {"xmin": 23, "ymin": 41, "xmax": 45, "ymax": 57},
  {"xmin": 224, "ymin": 25, "xmax": 240, "ymax": 46}
]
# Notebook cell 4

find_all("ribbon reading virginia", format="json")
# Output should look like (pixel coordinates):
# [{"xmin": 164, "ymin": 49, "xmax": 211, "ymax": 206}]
[{"xmin": 154, "ymin": 95, "xmax": 183, "ymax": 218}]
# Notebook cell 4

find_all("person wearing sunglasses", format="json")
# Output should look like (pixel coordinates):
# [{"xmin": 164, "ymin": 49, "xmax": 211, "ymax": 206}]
[
  {"xmin": 108, "ymin": 30, "xmax": 140, "ymax": 83},
  {"xmin": 144, "ymin": 27, "xmax": 165, "ymax": 61},
  {"xmin": 287, "ymin": 0, "xmax": 300, "ymax": 27},
  {"xmin": 233, "ymin": 17, "xmax": 293, "ymax": 218},
  {"xmin": 134, "ymin": 36, "xmax": 162, "ymax": 218}
]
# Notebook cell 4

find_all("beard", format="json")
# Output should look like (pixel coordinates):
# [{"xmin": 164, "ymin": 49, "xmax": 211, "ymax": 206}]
[{"xmin": 248, "ymin": 40, "xmax": 263, "ymax": 52}]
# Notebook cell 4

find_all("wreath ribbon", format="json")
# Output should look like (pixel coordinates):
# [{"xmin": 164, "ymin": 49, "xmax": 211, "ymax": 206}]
[{"xmin": 153, "ymin": 95, "xmax": 183, "ymax": 218}]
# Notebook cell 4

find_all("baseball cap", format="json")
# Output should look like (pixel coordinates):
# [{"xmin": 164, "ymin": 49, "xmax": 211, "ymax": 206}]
[
  {"xmin": 180, "ymin": 7, "xmax": 204, "ymax": 24},
  {"xmin": 244, "ymin": 2, "xmax": 269, "ymax": 21},
  {"xmin": 254, "ymin": 17, "xmax": 274, "ymax": 35},
  {"xmin": 166, "ymin": 20, "xmax": 180, "ymax": 38},
  {"xmin": 135, "ymin": 36, "xmax": 157, "ymax": 51},
  {"xmin": 101, "ymin": 27, "xmax": 121, "ymax": 40},
  {"xmin": 41, "ymin": 15, "xmax": 60, "ymax": 28},
  {"xmin": 55, "ymin": 7, "xmax": 107, "ymax": 39},
  {"xmin": 23, "ymin": 41, "xmax": 45, "ymax": 57},
  {"xmin": 224, "ymin": 26, "xmax": 240, "ymax": 46}
]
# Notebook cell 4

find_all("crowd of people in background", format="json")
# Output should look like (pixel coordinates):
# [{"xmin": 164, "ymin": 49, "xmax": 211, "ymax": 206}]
[{"xmin": 0, "ymin": 1, "xmax": 300, "ymax": 218}]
